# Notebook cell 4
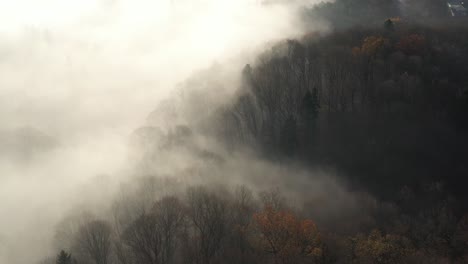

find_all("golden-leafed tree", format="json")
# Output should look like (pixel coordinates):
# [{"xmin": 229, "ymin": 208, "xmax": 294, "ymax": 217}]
[
  {"xmin": 351, "ymin": 229, "xmax": 413, "ymax": 264},
  {"xmin": 352, "ymin": 36, "xmax": 389, "ymax": 57}
]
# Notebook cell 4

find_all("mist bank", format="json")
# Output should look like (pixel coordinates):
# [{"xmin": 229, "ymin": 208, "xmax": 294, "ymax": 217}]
[{"xmin": 0, "ymin": 1, "xmax": 330, "ymax": 264}]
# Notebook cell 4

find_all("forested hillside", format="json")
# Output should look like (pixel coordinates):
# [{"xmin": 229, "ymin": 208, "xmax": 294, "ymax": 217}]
[{"xmin": 223, "ymin": 22, "xmax": 468, "ymax": 200}]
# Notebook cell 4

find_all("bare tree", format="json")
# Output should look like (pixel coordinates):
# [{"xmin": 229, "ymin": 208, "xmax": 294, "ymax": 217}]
[
  {"xmin": 111, "ymin": 192, "xmax": 133, "ymax": 264},
  {"xmin": 54, "ymin": 212, "xmax": 94, "ymax": 255},
  {"xmin": 122, "ymin": 196, "xmax": 185, "ymax": 264},
  {"xmin": 122, "ymin": 213, "xmax": 162, "ymax": 264},
  {"xmin": 75, "ymin": 220, "xmax": 112, "ymax": 264},
  {"xmin": 229, "ymin": 185, "xmax": 257, "ymax": 263},
  {"xmin": 152, "ymin": 196, "xmax": 186, "ymax": 264},
  {"xmin": 186, "ymin": 187, "xmax": 228, "ymax": 264}
]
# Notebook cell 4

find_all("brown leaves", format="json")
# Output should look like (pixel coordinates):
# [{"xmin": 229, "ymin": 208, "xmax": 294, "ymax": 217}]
[{"xmin": 396, "ymin": 34, "xmax": 426, "ymax": 55}]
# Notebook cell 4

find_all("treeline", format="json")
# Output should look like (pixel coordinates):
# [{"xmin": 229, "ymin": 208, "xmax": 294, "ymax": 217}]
[
  {"xmin": 304, "ymin": 0, "xmax": 454, "ymax": 30},
  {"xmin": 44, "ymin": 178, "xmax": 468, "ymax": 264},
  {"xmin": 221, "ymin": 22, "xmax": 468, "ymax": 199},
  {"xmin": 46, "ymin": 184, "xmax": 323, "ymax": 264}
]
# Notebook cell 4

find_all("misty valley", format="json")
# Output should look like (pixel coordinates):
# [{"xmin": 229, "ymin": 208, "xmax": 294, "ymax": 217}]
[{"xmin": 1, "ymin": 0, "xmax": 468, "ymax": 264}]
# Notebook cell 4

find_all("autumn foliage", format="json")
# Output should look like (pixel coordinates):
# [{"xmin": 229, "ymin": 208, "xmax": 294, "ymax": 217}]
[
  {"xmin": 253, "ymin": 206, "xmax": 322, "ymax": 264},
  {"xmin": 352, "ymin": 230, "xmax": 414, "ymax": 264},
  {"xmin": 396, "ymin": 34, "xmax": 426, "ymax": 55},
  {"xmin": 353, "ymin": 36, "xmax": 389, "ymax": 57}
]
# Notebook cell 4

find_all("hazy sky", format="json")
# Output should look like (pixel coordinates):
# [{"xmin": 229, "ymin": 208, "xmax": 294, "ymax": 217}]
[{"xmin": 0, "ymin": 1, "xmax": 322, "ymax": 263}]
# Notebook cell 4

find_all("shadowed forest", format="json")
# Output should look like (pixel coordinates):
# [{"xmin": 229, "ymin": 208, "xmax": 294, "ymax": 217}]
[{"xmin": 31, "ymin": 0, "xmax": 468, "ymax": 264}]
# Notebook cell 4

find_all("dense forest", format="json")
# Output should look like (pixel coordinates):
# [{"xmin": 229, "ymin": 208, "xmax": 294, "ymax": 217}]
[{"xmin": 41, "ymin": 1, "xmax": 468, "ymax": 264}]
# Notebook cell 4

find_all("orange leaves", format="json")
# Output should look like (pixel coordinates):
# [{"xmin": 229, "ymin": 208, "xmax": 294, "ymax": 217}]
[
  {"xmin": 352, "ymin": 33, "xmax": 427, "ymax": 58},
  {"xmin": 297, "ymin": 219, "xmax": 320, "ymax": 255},
  {"xmin": 396, "ymin": 34, "xmax": 426, "ymax": 55},
  {"xmin": 362, "ymin": 36, "xmax": 388, "ymax": 56},
  {"xmin": 352, "ymin": 36, "xmax": 389, "ymax": 57},
  {"xmin": 253, "ymin": 206, "xmax": 321, "ymax": 263}
]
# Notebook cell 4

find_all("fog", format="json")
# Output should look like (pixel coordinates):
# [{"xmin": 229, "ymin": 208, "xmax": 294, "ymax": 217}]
[{"xmin": 0, "ymin": 1, "xmax": 334, "ymax": 263}]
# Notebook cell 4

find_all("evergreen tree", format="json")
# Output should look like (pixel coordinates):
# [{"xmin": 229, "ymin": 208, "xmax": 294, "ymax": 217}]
[
  {"xmin": 56, "ymin": 250, "xmax": 72, "ymax": 264},
  {"xmin": 384, "ymin": 19, "xmax": 394, "ymax": 32},
  {"xmin": 241, "ymin": 64, "xmax": 254, "ymax": 89},
  {"xmin": 299, "ymin": 88, "xmax": 320, "ymax": 153},
  {"xmin": 280, "ymin": 115, "xmax": 298, "ymax": 156},
  {"xmin": 302, "ymin": 89, "xmax": 320, "ymax": 123},
  {"xmin": 301, "ymin": 88, "xmax": 320, "ymax": 120}
]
